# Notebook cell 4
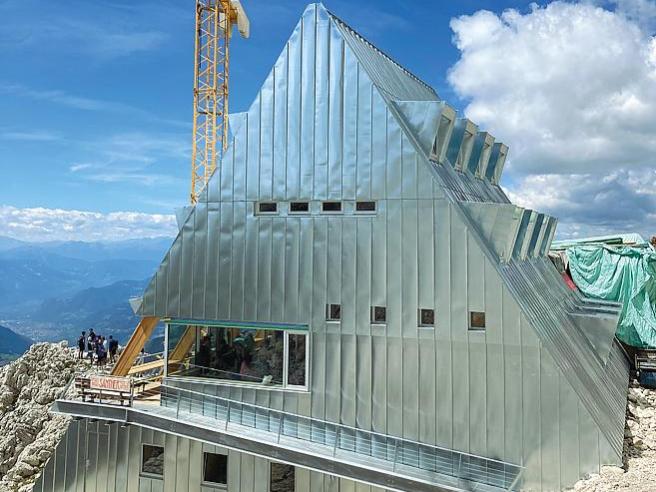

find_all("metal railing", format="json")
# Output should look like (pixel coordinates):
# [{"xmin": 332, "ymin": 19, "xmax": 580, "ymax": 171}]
[
  {"xmin": 168, "ymin": 362, "xmax": 284, "ymax": 386},
  {"xmin": 159, "ymin": 385, "xmax": 523, "ymax": 490}
]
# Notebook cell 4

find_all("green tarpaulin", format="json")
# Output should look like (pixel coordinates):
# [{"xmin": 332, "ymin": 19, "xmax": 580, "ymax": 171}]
[{"xmin": 567, "ymin": 245, "xmax": 656, "ymax": 348}]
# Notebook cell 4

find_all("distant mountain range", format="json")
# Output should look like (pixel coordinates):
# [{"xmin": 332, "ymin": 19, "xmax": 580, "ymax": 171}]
[
  {"xmin": 0, "ymin": 236, "xmax": 172, "ymax": 260},
  {"xmin": 0, "ymin": 236, "xmax": 172, "ymax": 350},
  {"xmin": 0, "ymin": 325, "xmax": 32, "ymax": 365},
  {"xmin": 33, "ymin": 279, "xmax": 148, "ymax": 342}
]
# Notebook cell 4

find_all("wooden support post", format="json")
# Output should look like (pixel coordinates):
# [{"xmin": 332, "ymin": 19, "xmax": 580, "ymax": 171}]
[{"xmin": 111, "ymin": 316, "xmax": 159, "ymax": 377}]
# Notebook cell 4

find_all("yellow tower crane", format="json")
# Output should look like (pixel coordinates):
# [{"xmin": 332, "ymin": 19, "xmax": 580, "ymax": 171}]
[
  {"xmin": 111, "ymin": 0, "xmax": 249, "ymax": 378},
  {"xmin": 191, "ymin": 0, "xmax": 250, "ymax": 204}
]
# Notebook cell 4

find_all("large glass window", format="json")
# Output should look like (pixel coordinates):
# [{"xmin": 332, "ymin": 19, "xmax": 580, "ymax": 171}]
[{"xmin": 166, "ymin": 323, "xmax": 308, "ymax": 389}]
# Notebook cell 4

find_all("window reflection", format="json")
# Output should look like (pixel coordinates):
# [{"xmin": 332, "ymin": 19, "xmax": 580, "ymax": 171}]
[
  {"xmin": 287, "ymin": 334, "xmax": 306, "ymax": 386},
  {"xmin": 166, "ymin": 324, "xmax": 307, "ymax": 389}
]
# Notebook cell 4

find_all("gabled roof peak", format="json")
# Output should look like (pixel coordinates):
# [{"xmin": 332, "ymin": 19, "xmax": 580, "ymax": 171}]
[{"xmin": 322, "ymin": 5, "xmax": 436, "ymax": 98}]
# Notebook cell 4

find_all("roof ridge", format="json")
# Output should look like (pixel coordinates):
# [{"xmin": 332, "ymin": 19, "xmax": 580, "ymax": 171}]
[{"xmin": 325, "ymin": 8, "xmax": 437, "ymax": 98}]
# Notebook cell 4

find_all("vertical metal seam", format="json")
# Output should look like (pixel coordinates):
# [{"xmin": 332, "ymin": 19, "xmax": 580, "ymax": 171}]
[
  {"xmin": 325, "ymin": 12, "xmax": 331, "ymax": 200},
  {"xmin": 447, "ymin": 203, "xmax": 454, "ymax": 449},
  {"xmin": 271, "ymin": 47, "xmax": 276, "ymax": 201},
  {"xmin": 297, "ymin": 16, "xmax": 303, "ymax": 200},
  {"xmin": 228, "ymin": 199, "xmax": 235, "ymax": 319},
  {"xmin": 500, "ymin": 282, "xmax": 506, "ymax": 462},
  {"xmin": 519, "ymin": 303, "xmax": 524, "ymax": 467},
  {"xmin": 342, "ymin": 33, "xmax": 347, "ymax": 200},
  {"xmin": 312, "ymin": 4, "xmax": 317, "ymax": 200},
  {"xmin": 538, "ymin": 342, "xmax": 543, "ymax": 488},
  {"xmin": 433, "ymin": 199, "xmax": 439, "ymax": 447},
  {"xmin": 191, "ymin": 207, "xmax": 197, "ymax": 319},
  {"xmin": 285, "ymin": 40, "xmax": 290, "ymax": 200}
]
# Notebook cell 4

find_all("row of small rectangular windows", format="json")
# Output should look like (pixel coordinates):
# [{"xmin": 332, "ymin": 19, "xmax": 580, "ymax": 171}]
[
  {"xmin": 142, "ymin": 445, "xmax": 295, "ymax": 490},
  {"xmin": 326, "ymin": 304, "xmax": 486, "ymax": 330},
  {"xmin": 258, "ymin": 200, "xmax": 376, "ymax": 214}
]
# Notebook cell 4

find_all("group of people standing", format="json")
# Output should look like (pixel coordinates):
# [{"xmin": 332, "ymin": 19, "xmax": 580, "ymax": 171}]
[{"xmin": 76, "ymin": 329, "xmax": 119, "ymax": 366}]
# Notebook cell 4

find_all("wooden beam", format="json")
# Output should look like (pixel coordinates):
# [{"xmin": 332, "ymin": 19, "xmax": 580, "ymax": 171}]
[
  {"xmin": 166, "ymin": 326, "xmax": 196, "ymax": 375},
  {"xmin": 111, "ymin": 316, "xmax": 159, "ymax": 377},
  {"xmin": 127, "ymin": 325, "xmax": 196, "ymax": 376}
]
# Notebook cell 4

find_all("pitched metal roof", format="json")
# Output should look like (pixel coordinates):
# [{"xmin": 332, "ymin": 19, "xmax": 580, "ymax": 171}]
[{"xmin": 328, "ymin": 9, "xmax": 438, "ymax": 102}]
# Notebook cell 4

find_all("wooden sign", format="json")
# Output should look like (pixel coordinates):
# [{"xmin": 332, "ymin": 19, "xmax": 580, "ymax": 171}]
[{"xmin": 89, "ymin": 375, "xmax": 131, "ymax": 393}]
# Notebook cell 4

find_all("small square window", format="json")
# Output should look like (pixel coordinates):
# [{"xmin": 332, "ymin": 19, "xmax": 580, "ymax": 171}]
[
  {"xmin": 258, "ymin": 202, "xmax": 278, "ymax": 213},
  {"xmin": 419, "ymin": 309, "xmax": 434, "ymax": 327},
  {"xmin": 141, "ymin": 445, "xmax": 164, "ymax": 476},
  {"xmin": 470, "ymin": 311, "xmax": 486, "ymax": 330},
  {"xmin": 321, "ymin": 201, "xmax": 342, "ymax": 213},
  {"xmin": 270, "ymin": 462, "xmax": 295, "ymax": 492},
  {"xmin": 371, "ymin": 306, "xmax": 387, "ymax": 324},
  {"xmin": 203, "ymin": 452, "xmax": 227, "ymax": 486},
  {"xmin": 356, "ymin": 201, "xmax": 376, "ymax": 212},
  {"xmin": 290, "ymin": 202, "xmax": 309, "ymax": 213},
  {"xmin": 326, "ymin": 304, "xmax": 341, "ymax": 321}
]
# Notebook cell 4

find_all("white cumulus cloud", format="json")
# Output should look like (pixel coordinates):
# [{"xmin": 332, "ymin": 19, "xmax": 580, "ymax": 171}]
[
  {"xmin": 448, "ymin": 1, "xmax": 656, "ymax": 238},
  {"xmin": 0, "ymin": 205, "xmax": 177, "ymax": 242}
]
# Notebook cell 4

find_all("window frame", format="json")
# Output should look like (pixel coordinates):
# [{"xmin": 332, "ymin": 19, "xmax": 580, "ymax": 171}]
[
  {"xmin": 257, "ymin": 202, "xmax": 278, "ymax": 214},
  {"xmin": 283, "ymin": 330, "xmax": 309, "ymax": 390},
  {"xmin": 370, "ymin": 306, "xmax": 387, "ymax": 325},
  {"xmin": 469, "ymin": 311, "xmax": 486, "ymax": 331},
  {"xmin": 201, "ymin": 452, "xmax": 228, "ymax": 489},
  {"xmin": 140, "ymin": 444, "xmax": 164, "ymax": 479},
  {"xmin": 321, "ymin": 201, "xmax": 342, "ymax": 214},
  {"xmin": 165, "ymin": 322, "xmax": 310, "ymax": 392},
  {"xmin": 355, "ymin": 201, "xmax": 376, "ymax": 213},
  {"xmin": 325, "ymin": 303, "xmax": 341, "ymax": 321},
  {"xmin": 289, "ymin": 201, "xmax": 310, "ymax": 214},
  {"xmin": 418, "ymin": 308, "xmax": 435, "ymax": 328}
]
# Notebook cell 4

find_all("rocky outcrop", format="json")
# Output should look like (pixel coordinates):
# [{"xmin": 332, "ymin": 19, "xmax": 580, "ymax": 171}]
[
  {"xmin": 0, "ymin": 343, "xmax": 84, "ymax": 492},
  {"xmin": 572, "ymin": 382, "xmax": 656, "ymax": 491}
]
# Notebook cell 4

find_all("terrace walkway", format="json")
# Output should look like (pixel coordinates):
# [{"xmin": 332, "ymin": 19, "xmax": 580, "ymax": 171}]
[{"xmin": 52, "ymin": 383, "xmax": 523, "ymax": 492}]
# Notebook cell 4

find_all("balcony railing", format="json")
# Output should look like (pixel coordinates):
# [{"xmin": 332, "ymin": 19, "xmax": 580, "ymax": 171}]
[{"xmin": 159, "ymin": 384, "xmax": 523, "ymax": 490}]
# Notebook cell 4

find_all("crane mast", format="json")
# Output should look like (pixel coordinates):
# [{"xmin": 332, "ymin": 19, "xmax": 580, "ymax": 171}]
[
  {"xmin": 190, "ymin": 0, "xmax": 249, "ymax": 204},
  {"xmin": 110, "ymin": 1, "xmax": 248, "ymax": 378}
]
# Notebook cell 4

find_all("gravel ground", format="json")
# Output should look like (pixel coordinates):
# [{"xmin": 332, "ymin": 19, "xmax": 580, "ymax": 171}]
[{"xmin": 571, "ymin": 381, "xmax": 656, "ymax": 491}]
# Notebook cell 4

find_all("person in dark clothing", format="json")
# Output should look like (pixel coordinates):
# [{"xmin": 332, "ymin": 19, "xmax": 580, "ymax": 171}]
[
  {"xmin": 108, "ymin": 336, "xmax": 118, "ymax": 364},
  {"xmin": 87, "ymin": 330, "xmax": 96, "ymax": 360},
  {"xmin": 77, "ymin": 331, "xmax": 86, "ymax": 359},
  {"xmin": 197, "ymin": 335, "xmax": 211, "ymax": 375},
  {"xmin": 96, "ymin": 337, "xmax": 107, "ymax": 366}
]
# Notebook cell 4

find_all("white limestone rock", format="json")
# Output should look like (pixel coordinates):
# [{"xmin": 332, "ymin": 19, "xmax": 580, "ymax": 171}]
[
  {"xmin": 0, "ymin": 342, "xmax": 85, "ymax": 492},
  {"xmin": 571, "ymin": 383, "xmax": 656, "ymax": 491}
]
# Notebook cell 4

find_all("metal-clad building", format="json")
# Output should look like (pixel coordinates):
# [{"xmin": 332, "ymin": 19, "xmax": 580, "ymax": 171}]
[{"xmin": 40, "ymin": 3, "xmax": 629, "ymax": 491}]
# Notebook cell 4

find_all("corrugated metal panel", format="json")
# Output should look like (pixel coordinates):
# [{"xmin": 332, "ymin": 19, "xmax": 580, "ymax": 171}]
[
  {"xmin": 328, "ymin": 10, "xmax": 437, "ymax": 102},
  {"xmin": 499, "ymin": 258, "xmax": 628, "ymax": 457},
  {"xmin": 130, "ymin": 2, "xmax": 628, "ymax": 491},
  {"xmin": 36, "ymin": 419, "xmax": 303, "ymax": 492}
]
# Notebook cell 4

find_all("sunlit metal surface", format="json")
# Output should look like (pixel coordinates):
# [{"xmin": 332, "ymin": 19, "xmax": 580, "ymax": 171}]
[
  {"xmin": 44, "ymin": 399, "xmax": 516, "ymax": 492},
  {"xmin": 158, "ymin": 385, "xmax": 523, "ymax": 490},
  {"xmin": 43, "ymin": 3, "xmax": 629, "ymax": 491}
]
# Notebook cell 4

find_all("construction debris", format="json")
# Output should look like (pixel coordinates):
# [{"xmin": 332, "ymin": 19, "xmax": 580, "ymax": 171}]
[
  {"xmin": 0, "ymin": 343, "xmax": 84, "ymax": 492},
  {"xmin": 572, "ymin": 381, "xmax": 656, "ymax": 491}
]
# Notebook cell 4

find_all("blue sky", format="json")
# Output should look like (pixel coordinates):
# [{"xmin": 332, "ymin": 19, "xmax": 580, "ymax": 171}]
[
  {"xmin": 1, "ymin": 0, "xmax": 655, "ymax": 241},
  {"xmin": 0, "ymin": 0, "xmax": 530, "ymax": 214}
]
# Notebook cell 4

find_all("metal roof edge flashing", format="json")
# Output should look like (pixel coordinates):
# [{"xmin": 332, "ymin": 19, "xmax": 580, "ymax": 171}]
[
  {"xmin": 325, "ymin": 7, "xmax": 436, "ymax": 96},
  {"xmin": 378, "ymin": 74, "xmax": 628, "ymax": 461}
]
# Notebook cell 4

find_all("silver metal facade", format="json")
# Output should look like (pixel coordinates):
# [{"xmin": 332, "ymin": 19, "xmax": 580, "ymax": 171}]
[
  {"xmin": 121, "ymin": 3, "xmax": 629, "ymax": 490},
  {"xmin": 33, "ymin": 418, "xmax": 392, "ymax": 492}
]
